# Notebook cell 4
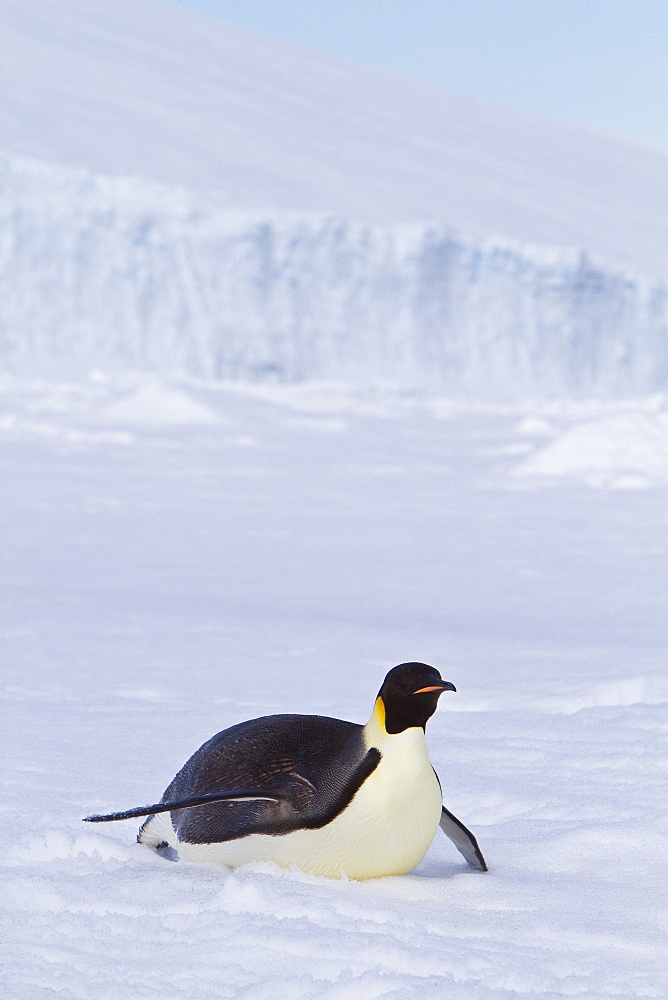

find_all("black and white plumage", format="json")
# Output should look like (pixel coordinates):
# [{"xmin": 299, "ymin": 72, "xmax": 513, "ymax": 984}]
[{"xmin": 84, "ymin": 662, "xmax": 487, "ymax": 878}]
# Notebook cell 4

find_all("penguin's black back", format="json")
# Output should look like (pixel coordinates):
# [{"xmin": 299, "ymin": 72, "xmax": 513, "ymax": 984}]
[{"xmin": 163, "ymin": 714, "xmax": 381, "ymax": 844}]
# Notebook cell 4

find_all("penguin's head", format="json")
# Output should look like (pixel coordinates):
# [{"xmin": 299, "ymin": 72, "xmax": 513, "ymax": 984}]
[{"xmin": 377, "ymin": 662, "xmax": 456, "ymax": 734}]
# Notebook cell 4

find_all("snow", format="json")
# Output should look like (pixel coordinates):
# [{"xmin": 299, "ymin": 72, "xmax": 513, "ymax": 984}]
[
  {"xmin": 2, "ymin": 1, "xmax": 667, "ymax": 993},
  {"xmin": 2, "ymin": 0, "xmax": 666, "ymax": 400},
  {"xmin": 2, "ymin": 154, "xmax": 666, "ymax": 397},
  {"xmin": 2, "ymin": 376, "xmax": 667, "ymax": 998},
  {"xmin": 96, "ymin": 383, "xmax": 220, "ymax": 425},
  {"xmin": 1, "ymin": 0, "xmax": 667, "ymax": 277},
  {"xmin": 513, "ymin": 407, "xmax": 668, "ymax": 489}
]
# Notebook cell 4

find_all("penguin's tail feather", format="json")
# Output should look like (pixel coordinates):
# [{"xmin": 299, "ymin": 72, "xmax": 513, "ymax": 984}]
[{"xmin": 83, "ymin": 789, "xmax": 285, "ymax": 823}]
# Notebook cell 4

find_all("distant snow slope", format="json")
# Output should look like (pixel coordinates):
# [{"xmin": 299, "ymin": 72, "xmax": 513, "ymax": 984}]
[
  {"xmin": 1, "ymin": 0, "xmax": 666, "ymax": 277},
  {"xmin": 2, "ymin": 155, "xmax": 666, "ymax": 396}
]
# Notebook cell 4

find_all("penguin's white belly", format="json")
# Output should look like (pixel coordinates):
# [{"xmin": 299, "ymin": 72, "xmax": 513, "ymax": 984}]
[{"xmin": 144, "ymin": 727, "xmax": 443, "ymax": 879}]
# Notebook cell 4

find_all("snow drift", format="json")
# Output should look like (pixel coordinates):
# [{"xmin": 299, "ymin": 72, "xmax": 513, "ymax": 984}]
[
  {"xmin": 2, "ymin": 156, "xmax": 666, "ymax": 397},
  {"xmin": 513, "ymin": 408, "xmax": 668, "ymax": 487}
]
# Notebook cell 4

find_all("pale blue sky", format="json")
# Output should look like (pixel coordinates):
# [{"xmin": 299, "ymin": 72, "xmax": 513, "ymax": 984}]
[{"xmin": 167, "ymin": 0, "xmax": 667, "ymax": 151}]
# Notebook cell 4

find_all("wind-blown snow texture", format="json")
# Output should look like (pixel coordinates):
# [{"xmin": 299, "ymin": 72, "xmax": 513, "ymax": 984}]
[
  {"xmin": 2, "ymin": 379, "xmax": 667, "ymax": 998},
  {"xmin": 2, "ymin": 155, "xmax": 666, "ymax": 396}
]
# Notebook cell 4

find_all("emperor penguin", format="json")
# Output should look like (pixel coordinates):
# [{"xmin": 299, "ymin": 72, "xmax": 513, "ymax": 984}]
[{"xmin": 84, "ymin": 662, "xmax": 487, "ymax": 878}]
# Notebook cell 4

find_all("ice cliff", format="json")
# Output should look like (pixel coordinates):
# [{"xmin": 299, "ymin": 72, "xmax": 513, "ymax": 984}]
[{"xmin": 2, "ymin": 156, "xmax": 665, "ymax": 397}]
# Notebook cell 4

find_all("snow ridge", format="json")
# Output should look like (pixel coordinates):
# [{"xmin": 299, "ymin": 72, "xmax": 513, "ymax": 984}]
[{"xmin": 2, "ymin": 155, "xmax": 666, "ymax": 397}]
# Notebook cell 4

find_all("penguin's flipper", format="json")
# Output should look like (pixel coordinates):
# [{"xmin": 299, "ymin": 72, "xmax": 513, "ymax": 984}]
[
  {"xmin": 82, "ymin": 789, "xmax": 286, "ymax": 824},
  {"xmin": 439, "ymin": 806, "xmax": 488, "ymax": 871}
]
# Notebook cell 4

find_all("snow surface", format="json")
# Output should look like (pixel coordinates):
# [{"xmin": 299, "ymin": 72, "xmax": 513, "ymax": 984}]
[
  {"xmin": 1, "ymin": 0, "xmax": 667, "ymax": 277},
  {"xmin": 2, "ymin": 376, "xmax": 667, "ymax": 998},
  {"xmin": 2, "ymin": 1, "xmax": 667, "ymax": 991},
  {"xmin": 2, "ymin": 154, "xmax": 666, "ymax": 397}
]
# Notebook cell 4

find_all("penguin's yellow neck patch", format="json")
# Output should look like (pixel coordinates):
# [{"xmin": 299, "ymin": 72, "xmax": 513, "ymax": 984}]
[{"xmin": 363, "ymin": 696, "xmax": 388, "ymax": 748}]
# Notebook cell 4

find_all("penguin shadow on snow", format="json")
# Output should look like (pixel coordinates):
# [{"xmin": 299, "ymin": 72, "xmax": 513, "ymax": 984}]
[
  {"xmin": 85, "ymin": 664, "xmax": 488, "ymax": 881},
  {"xmin": 147, "ymin": 842, "xmax": 484, "ymax": 881}
]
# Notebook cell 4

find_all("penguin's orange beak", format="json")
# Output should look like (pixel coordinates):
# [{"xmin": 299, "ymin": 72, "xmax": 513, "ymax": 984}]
[{"xmin": 412, "ymin": 681, "xmax": 456, "ymax": 694}]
